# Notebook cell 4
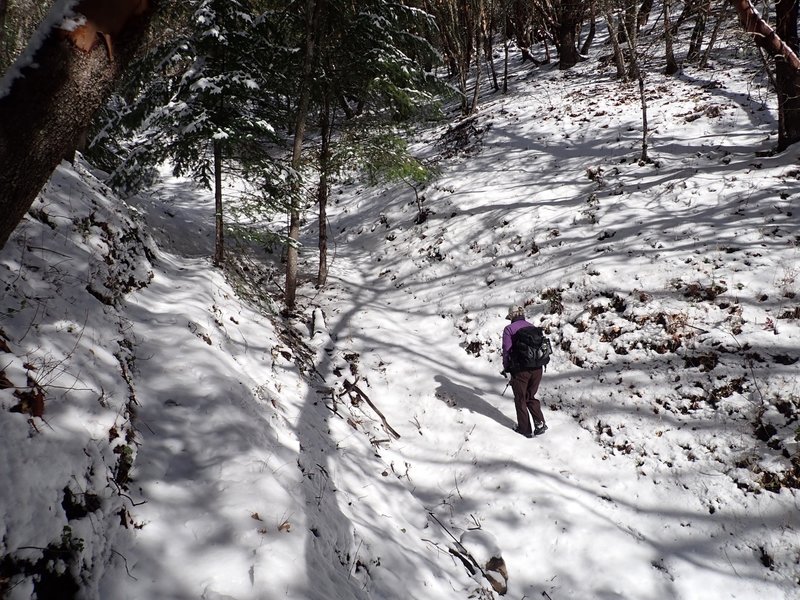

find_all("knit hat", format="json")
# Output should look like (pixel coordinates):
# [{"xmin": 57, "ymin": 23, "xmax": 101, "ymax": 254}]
[{"xmin": 505, "ymin": 305, "xmax": 525, "ymax": 320}]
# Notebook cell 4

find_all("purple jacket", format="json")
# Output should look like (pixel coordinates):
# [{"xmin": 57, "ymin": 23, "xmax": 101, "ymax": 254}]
[{"xmin": 503, "ymin": 318, "xmax": 533, "ymax": 370}]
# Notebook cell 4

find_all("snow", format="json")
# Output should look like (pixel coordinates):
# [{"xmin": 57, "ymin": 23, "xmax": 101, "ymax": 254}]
[{"xmin": 1, "ymin": 38, "xmax": 799, "ymax": 600}]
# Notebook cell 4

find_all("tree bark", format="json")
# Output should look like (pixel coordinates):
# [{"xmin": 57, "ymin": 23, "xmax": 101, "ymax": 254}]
[
  {"xmin": 469, "ymin": 1, "xmax": 484, "ymax": 114},
  {"xmin": 775, "ymin": 0, "xmax": 800, "ymax": 150},
  {"xmin": 699, "ymin": 3, "xmax": 729, "ymax": 69},
  {"xmin": 0, "ymin": 0, "xmax": 156, "ymax": 249},
  {"xmin": 664, "ymin": 0, "xmax": 679, "ymax": 75},
  {"xmin": 502, "ymin": 14, "xmax": 509, "ymax": 94},
  {"xmin": 316, "ymin": 97, "xmax": 331, "ymax": 288},
  {"xmin": 558, "ymin": 0, "xmax": 583, "ymax": 69},
  {"xmin": 638, "ymin": 0, "xmax": 654, "ymax": 27},
  {"xmin": 0, "ymin": 0, "xmax": 7, "ymax": 42},
  {"xmin": 0, "ymin": 0, "xmax": 8, "ymax": 67},
  {"xmin": 213, "ymin": 139, "xmax": 224, "ymax": 267},
  {"xmin": 687, "ymin": 0, "xmax": 710, "ymax": 61}
]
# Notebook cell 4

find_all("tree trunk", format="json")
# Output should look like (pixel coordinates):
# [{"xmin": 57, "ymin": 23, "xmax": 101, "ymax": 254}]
[
  {"xmin": 664, "ymin": 0, "xmax": 679, "ymax": 75},
  {"xmin": 687, "ymin": 0, "xmax": 710, "ymax": 61},
  {"xmin": 512, "ymin": 0, "xmax": 532, "ymax": 55},
  {"xmin": 638, "ymin": 0, "xmax": 654, "ymax": 27},
  {"xmin": 503, "ymin": 26, "xmax": 509, "ymax": 93},
  {"xmin": 213, "ymin": 139, "xmax": 224, "ymax": 267},
  {"xmin": 469, "ymin": 2, "xmax": 484, "ymax": 114},
  {"xmin": 729, "ymin": 0, "xmax": 800, "ymax": 68},
  {"xmin": 638, "ymin": 74, "xmax": 649, "ymax": 163},
  {"xmin": 776, "ymin": 0, "xmax": 800, "ymax": 150},
  {"xmin": 604, "ymin": 10, "xmax": 627, "ymax": 80},
  {"xmin": 0, "ymin": 0, "xmax": 156, "ymax": 250},
  {"xmin": 316, "ymin": 97, "xmax": 331, "ymax": 288},
  {"xmin": 558, "ymin": 0, "xmax": 582, "ymax": 69},
  {"xmin": 0, "ymin": 0, "xmax": 8, "ymax": 67},
  {"xmin": 581, "ymin": 3, "xmax": 596, "ymax": 55},
  {"xmin": 285, "ymin": 0, "xmax": 324, "ymax": 312},
  {"xmin": 0, "ymin": 0, "xmax": 7, "ymax": 44},
  {"xmin": 485, "ymin": 3, "xmax": 499, "ymax": 92},
  {"xmin": 699, "ymin": 3, "xmax": 729, "ymax": 69},
  {"xmin": 621, "ymin": 1, "xmax": 640, "ymax": 80}
]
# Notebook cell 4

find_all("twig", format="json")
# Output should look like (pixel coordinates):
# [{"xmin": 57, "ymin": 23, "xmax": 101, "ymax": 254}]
[
  {"xmin": 343, "ymin": 379, "xmax": 400, "ymax": 439},
  {"xmin": 111, "ymin": 548, "xmax": 138, "ymax": 580},
  {"xmin": 427, "ymin": 510, "xmax": 487, "ymax": 580},
  {"xmin": 349, "ymin": 540, "xmax": 363, "ymax": 580}
]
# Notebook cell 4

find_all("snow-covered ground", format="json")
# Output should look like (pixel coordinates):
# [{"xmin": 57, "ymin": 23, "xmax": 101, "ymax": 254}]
[{"xmin": 1, "ymin": 39, "xmax": 799, "ymax": 600}]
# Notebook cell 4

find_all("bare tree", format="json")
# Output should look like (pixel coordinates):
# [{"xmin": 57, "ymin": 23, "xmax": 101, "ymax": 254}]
[{"xmin": 664, "ymin": 0, "xmax": 679, "ymax": 75}]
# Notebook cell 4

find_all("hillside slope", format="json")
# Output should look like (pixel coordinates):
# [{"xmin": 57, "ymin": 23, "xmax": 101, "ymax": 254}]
[
  {"xmin": 305, "ymin": 52, "xmax": 800, "ymax": 598},
  {"xmin": 1, "ymin": 41, "xmax": 799, "ymax": 600}
]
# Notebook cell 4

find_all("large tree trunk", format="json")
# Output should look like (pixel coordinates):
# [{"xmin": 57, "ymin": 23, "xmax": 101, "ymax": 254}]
[
  {"xmin": 730, "ymin": 0, "xmax": 800, "ymax": 149},
  {"xmin": 0, "ymin": 0, "xmax": 156, "ymax": 249},
  {"xmin": 558, "ymin": 0, "xmax": 583, "ymax": 69},
  {"xmin": 775, "ymin": 0, "xmax": 800, "ymax": 150}
]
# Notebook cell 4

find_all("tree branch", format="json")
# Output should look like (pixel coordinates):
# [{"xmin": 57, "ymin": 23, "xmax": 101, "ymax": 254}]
[{"xmin": 729, "ymin": 0, "xmax": 800, "ymax": 71}]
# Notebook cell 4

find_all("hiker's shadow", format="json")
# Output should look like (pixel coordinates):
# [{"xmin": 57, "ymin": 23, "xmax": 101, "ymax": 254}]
[{"xmin": 433, "ymin": 374, "xmax": 516, "ymax": 431}]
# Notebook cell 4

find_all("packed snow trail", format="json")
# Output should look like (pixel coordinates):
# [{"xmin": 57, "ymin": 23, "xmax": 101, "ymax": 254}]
[
  {"xmin": 314, "ymin": 217, "xmax": 796, "ymax": 600},
  {"xmin": 110, "ymin": 57, "xmax": 798, "ymax": 598}
]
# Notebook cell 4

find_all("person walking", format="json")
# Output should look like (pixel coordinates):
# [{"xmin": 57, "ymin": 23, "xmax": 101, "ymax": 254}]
[{"xmin": 501, "ymin": 305, "xmax": 548, "ymax": 438}]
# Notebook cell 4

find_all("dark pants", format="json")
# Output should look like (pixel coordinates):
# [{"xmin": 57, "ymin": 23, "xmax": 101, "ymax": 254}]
[{"xmin": 510, "ymin": 368, "xmax": 545, "ymax": 435}]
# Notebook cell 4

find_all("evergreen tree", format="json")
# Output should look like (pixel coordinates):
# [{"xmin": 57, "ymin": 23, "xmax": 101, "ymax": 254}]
[
  {"xmin": 107, "ymin": 0, "xmax": 279, "ymax": 266},
  {"xmin": 267, "ymin": 0, "xmax": 443, "ymax": 304}
]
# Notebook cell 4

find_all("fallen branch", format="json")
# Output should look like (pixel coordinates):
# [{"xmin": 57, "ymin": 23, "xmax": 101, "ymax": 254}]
[{"xmin": 342, "ymin": 379, "xmax": 400, "ymax": 439}]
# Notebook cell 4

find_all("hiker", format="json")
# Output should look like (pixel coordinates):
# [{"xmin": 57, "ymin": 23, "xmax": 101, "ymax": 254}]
[{"xmin": 501, "ymin": 305, "xmax": 549, "ymax": 438}]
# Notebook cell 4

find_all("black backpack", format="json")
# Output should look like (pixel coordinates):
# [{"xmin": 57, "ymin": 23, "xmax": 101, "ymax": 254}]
[{"xmin": 509, "ymin": 326, "xmax": 552, "ymax": 372}]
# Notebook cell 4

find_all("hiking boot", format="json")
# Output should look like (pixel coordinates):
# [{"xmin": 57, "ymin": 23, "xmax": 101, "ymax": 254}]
[
  {"xmin": 534, "ymin": 424, "xmax": 548, "ymax": 436},
  {"xmin": 513, "ymin": 426, "xmax": 533, "ymax": 439}
]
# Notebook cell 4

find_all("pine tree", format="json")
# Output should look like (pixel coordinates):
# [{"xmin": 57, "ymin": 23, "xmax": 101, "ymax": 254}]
[
  {"xmin": 107, "ymin": 0, "xmax": 279, "ymax": 266},
  {"xmin": 268, "ymin": 0, "xmax": 443, "ymax": 304}
]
